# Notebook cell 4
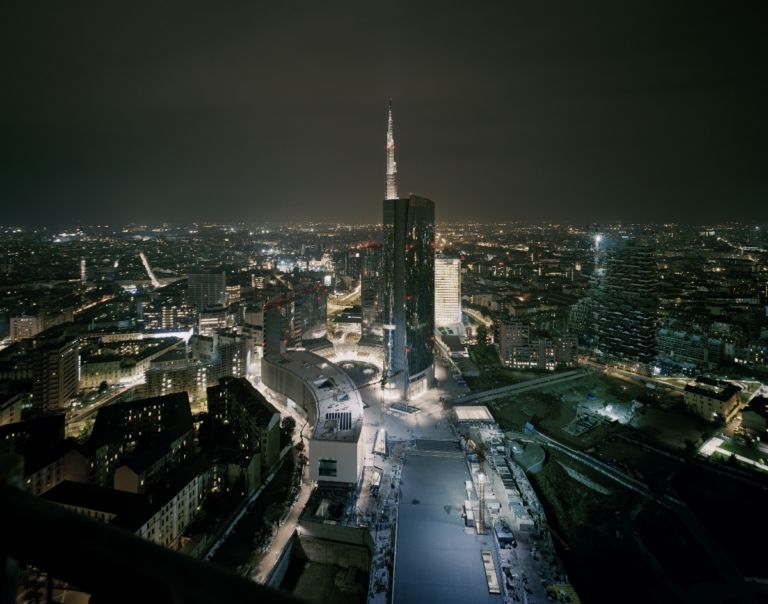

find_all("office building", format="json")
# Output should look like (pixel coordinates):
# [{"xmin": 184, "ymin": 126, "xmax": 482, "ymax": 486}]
[
  {"xmin": 435, "ymin": 255, "xmax": 462, "ymax": 327},
  {"xmin": 381, "ymin": 102, "xmax": 435, "ymax": 399},
  {"xmin": 383, "ymin": 195, "xmax": 436, "ymax": 399},
  {"xmin": 261, "ymin": 350, "xmax": 364, "ymax": 485}
]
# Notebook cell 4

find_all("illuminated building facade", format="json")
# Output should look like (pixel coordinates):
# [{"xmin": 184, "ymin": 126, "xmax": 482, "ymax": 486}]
[
  {"xmin": 435, "ymin": 255, "xmax": 462, "ymax": 327},
  {"xmin": 31, "ymin": 335, "xmax": 80, "ymax": 412},
  {"xmin": 592, "ymin": 243, "xmax": 658, "ymax": 365},
  {"xmin": 383, "ymin": 195, "xmax": 435, "ymax": 399}
]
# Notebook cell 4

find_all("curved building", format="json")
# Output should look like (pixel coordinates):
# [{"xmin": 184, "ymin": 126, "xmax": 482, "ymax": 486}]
[{"xmin": 261, "ymin": 350, "xmax": 364, "ymax": 485}]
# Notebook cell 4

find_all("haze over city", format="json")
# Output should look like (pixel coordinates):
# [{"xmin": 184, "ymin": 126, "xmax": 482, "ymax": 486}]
[
  {"xmin": 2, "ymin": 3, "xmax": 768, "ymax": 604},
  {"xmin": 3, "ymin": 1, "xmax": 767, "ymax": 226}
]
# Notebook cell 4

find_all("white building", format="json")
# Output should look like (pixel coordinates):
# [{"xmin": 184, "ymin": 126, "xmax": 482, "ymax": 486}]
[
  {"xmin": 261, "ymin": 350, "xmax": 364, "ymax": 485},
  {"xmin": 435, "ymin": 256, "xmax": 462, "ymax": 328}
]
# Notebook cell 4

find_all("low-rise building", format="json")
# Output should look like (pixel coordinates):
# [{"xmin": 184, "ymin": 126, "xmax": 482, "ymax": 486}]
[
  {"xmin": 87, "ymin": 391, "xmax": 195, "ymax": 486},
  {"xmin": 261, "ymin": 350, "xmax": 364, "ymax": 485},
  {"xmin": 683, "ymin": 376, "xmax": 742, "ymax": 423},
  {"xmin": 80, "ymin": 337, "xmax": 181, "ymax": 389},
  {"xmin": 45, "ymin": 456, "xmax": 214, "ymax": 551},
  {"xmin": 496, "ymin": 320, "xmax": 577, "ymax": 371},
  {"xmin": 0, "ymin": 391, "xmax": 24, "ymax": 426},
  {"xmin": 0, "ymin": 414, "xmax": 88, "ymax": 495},
  {"xmin": 741, "ymin": 396, "xmax": 768, "ymax": 434},
  {"xmin": 207, "ymin": 376, "xmax": 281, "ymax": 472},
  {"xmin": 656, "ymin": 328, "xmax": 722, "ymax": 370}
]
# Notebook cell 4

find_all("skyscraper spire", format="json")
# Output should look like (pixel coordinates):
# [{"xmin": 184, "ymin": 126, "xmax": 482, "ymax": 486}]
[{"xmin": 385, "ymin": 99, "xmax": 398, "ymax": 200}]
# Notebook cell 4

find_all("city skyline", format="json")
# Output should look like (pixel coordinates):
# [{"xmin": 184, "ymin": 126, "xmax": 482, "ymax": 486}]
[
  {"xmin": 2, "ymin": 4, "xmax": 768, "ymax": 603},
  {"xmin": 3, "ymin": 2, "xmax": 767, "ymax": 227}
]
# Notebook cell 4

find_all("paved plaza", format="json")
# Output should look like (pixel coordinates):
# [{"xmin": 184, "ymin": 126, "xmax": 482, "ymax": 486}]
[{"xmin": 393, "ymin": 441, "xmax": 502, "ymax": 604}]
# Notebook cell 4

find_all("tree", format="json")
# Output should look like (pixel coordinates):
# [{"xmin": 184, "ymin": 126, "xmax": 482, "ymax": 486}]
[
  {"xmin": 281, "ymin": 415, "xmax": 296, "ymax": 434},
  {"xmin": 281, "ymin": 416, "xmax": 297, "ymax": 447},
  {"xmin": 476, "ymin": 325, "xmax": 488, "ymax": 350},
  {"xmin": 98, "ymin": 380, "xmax": 108, "ymax": 394}
]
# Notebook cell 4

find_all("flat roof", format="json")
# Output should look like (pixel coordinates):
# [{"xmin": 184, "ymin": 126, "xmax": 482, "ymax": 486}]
[
  {"xmin": 267, "ymin": 350, "xmax": 363, "ymax": 443},
  {"xmin": 684, "ymin": 376, "xmax": 741, "ymax": 401},
  {"xmin": 440, "ymin": 334, "xmax": 466, "ymax": 352},
  {"xmin": 454, "ymin": 406, "xmax": 495, "ymax": 422}
]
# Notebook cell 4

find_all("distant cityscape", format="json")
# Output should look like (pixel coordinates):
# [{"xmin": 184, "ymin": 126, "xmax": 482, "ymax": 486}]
[{"xmin": 2, "ymin": 103, "xmax": 767, "ymax": 604}]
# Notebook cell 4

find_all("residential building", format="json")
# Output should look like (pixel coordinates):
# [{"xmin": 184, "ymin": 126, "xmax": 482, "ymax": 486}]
[
  {"xmin": 592, "ymin": 243, "xmax": 659, "ymax": 365},
  {"xmin": 683, "ymin": 376, "xmax": 742, "ymax": 423},
  {"xmin": 31, "ymin": 334, "xmax": 80, "ymax": 412}
]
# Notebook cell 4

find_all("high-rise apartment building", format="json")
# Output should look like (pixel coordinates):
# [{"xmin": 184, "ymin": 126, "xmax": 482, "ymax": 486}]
[
  {"xmin": 435, "ymin": 255, "xmax": 462, "ymax": 327},
  {"xmin": 592, "ymin": 243, "xmax": 659, "ymax": 364},
  {"xmin": 361, "ymin": 243, "xmax": 384, "ymax": 341},
  {"xmin": 31, "ymin": 335, "xmax": 80, "ymax": 411},
  {"xmin": 187, "ymin": 273, "xmax": 226, "ymax": 311}
]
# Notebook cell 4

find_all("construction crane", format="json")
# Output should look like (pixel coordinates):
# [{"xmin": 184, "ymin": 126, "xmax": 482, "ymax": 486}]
[{"xmin": 139, "ymin": 252, "xmax": 160, "ymax": 288}]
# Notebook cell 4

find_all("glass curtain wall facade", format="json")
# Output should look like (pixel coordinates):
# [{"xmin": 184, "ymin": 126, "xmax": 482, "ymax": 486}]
[{"xmin": 383, "ymin": 195, "xmax": 435, "ymax": 399}]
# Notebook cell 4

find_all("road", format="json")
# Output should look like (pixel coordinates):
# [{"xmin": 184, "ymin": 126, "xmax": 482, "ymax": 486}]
[
  {"xmin": 578, "ymin": 358, "xmax": 685, "ymax": 391},
  {"xmin": 251, "ymin": 464, "xmax": 313, "ymax": 583},
  {"xmin": 450, "ymin": 369, "xmax": 591, "ymax": 406},
  {"xmin": 327, "ymin": 284, "xmax": 361, "ymax": 314},
  {"xmin": 66, "ymin": 384, "xmax": 144, "ymax": 437}
]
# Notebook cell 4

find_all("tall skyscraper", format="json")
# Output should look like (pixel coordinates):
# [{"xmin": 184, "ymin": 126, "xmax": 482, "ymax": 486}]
[
  {"xmin": 187, "ymin": 273, "xmax": 226, "ymax": 311},
  {"xmin": 435, "ymin": 255, "xmax": 462, "ymax": 327},
  {"xmin": 385, "ymin": 99, "xmax": 397, "ymax": 200},
  {"xmin": 592, "ymin": 243, "xmax": 659, "ymax": 364},
  {"xmin": 383, "ymin": 196, "xmax": 435, "ymax": 400},
  {"xmin": 360, "ymin": 243, "xmax": 384, "ymax": 341},
  {"xmin": 381, "ymin": 102, "xmax": 435, "ymax": 399}
]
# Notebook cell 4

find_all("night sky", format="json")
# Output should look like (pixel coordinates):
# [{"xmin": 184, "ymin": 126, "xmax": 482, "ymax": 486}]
[{"xmin": 2, "ymin": 1, "xmax": 766, "ymax": 226}]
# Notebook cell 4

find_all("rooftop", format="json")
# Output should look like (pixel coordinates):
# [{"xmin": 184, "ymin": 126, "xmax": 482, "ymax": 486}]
[
  {"xmin": 43, "ymin": 480, "xmax": 142, "ymax": 516},
  {"xmin": 684, "ymin": 376, "xmax": 742, "ymax": 402},
  {"xmin": 89, "ymin": 391, "xmax": 193, "ymax": 449},
  {"xmin": 454, "ymin": 406, "xmax": 495, "ymax": 422},
  {"xmin": 265, "ymin": 350, "xmax": 363, "ymax": 443}
]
